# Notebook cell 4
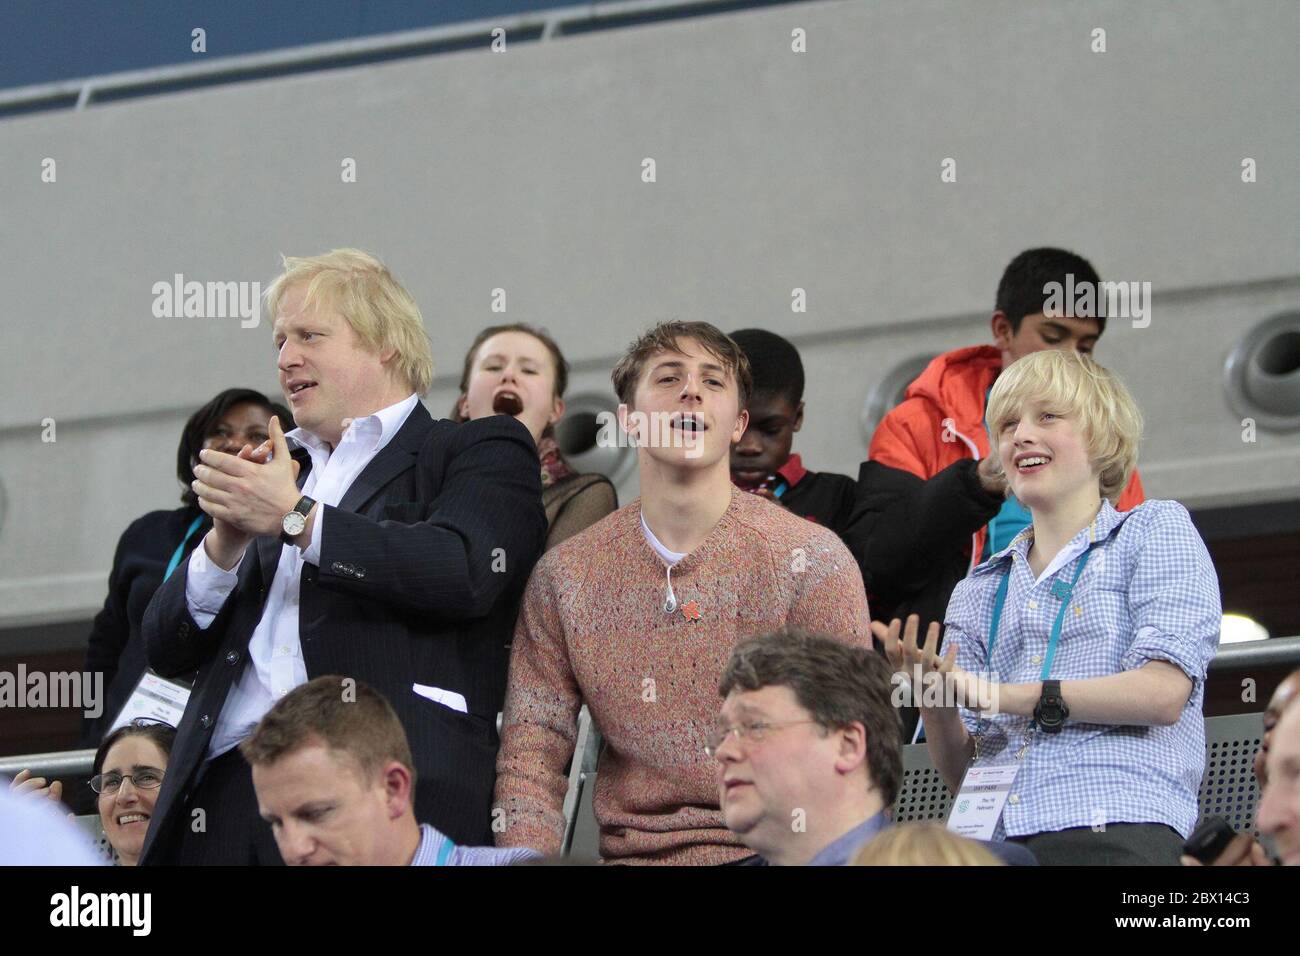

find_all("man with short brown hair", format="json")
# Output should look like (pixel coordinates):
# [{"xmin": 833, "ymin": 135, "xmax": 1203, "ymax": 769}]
[
  {"xmin": 245, "ymin": 676, "xmax": 537, "ymax": 866},
  {"xmin": 609, "ymin": 319, "xmax": 754, "ymax": 409},
  {"xmin": 713, "ymin": 631, "xmax": 1036, "ymax": 866},
  {"xmin": 712, "ymin": 631, "xmax": 901, "ymax": 866}
]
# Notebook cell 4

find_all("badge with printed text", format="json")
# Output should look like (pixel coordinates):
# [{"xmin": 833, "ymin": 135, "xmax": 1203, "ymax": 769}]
[{"xmin": 947, "ymin": 763, "xmax": 1021, "ymax": 841}]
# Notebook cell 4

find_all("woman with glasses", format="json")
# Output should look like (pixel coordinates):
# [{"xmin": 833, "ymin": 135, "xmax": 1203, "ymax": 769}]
[
  {"xmin": 89, "ymin": 719, "xmax": 176, "ymax": 866},
  {"xmin": 80, "ymin": 389, "xmax": 292, "ymax": 745},
  {"xmin": 9, "ymin": 718, "xmax": 175, "ymax": 865}
]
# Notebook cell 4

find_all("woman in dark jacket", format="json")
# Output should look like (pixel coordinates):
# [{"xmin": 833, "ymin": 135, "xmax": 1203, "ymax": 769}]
[{"xmin": 79, "ymin": 389, "xmax": 291, "ymax": 746}]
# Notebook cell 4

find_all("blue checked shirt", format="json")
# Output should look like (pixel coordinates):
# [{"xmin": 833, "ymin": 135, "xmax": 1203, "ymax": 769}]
[
  {"xmin": 946, "ymin": 499, "xmax": 1221, "ymax": 839},
  {"xmin": 410, "ymin": 823, "xmax": 541, "ymax": 866}
]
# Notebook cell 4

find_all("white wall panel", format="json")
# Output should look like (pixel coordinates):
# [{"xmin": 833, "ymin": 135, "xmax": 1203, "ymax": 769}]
[{"xmin": 1, "ymin": 0, "xmax": 1297, "ymax": 625}]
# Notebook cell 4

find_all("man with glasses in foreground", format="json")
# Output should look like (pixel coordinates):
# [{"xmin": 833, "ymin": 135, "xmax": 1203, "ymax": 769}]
[{"xmin": 712, "ymin": 631, "xmax": 1034, "ymax": 865}]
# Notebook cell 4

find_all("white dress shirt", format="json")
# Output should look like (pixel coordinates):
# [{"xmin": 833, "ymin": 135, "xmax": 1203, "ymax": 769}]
[{"xmin": 186, "ymin": 393, "xmax": 419, "ymax": 759}]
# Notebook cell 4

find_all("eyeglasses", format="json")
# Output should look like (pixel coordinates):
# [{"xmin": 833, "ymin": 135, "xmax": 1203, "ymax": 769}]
[
  {"xmin": 704, "ymin": 720, "xmax": 822, "ymax": 758},
  {"xmin": 90, "ymin": 768, "xmax": 165, "ymax": 795},
  {"xmin": 90, "ymin": 717, "xmax": 175, "ymax": 794}
]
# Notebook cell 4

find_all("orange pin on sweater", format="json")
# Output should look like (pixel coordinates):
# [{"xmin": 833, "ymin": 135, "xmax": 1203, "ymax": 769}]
[{"xmin": 681, "ymin": 600, "xmax": 702, "ymax": 622}]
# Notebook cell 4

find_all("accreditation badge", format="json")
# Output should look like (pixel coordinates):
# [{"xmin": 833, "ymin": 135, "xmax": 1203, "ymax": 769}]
[{"xmin": 946, "ymin": 763, "xmax": 1021, "ymax": 841}]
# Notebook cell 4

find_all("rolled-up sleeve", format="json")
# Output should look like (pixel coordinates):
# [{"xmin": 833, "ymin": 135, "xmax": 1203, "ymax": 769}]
[{"xmin": 1119, "ymin": 502, "xmax": 1222, "ymax": 683}]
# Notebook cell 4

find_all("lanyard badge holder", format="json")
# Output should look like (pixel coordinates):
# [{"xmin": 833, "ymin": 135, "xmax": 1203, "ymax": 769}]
[
  {"xmin": 164, "ymin": 514, "xmax": 206, "ymax": 582},
  {"xmin": 949, "ymin": 549, "xmax": 1091, "ymax": 839},
  {"xmin": 106, "ymin": 516, "xmax": 207, "ymax": 733}
]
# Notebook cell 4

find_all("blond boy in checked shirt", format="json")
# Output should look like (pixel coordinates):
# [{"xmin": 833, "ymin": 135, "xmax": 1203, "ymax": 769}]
[{"xmin": 874, "ymin": 349, "xmax": 1220, "ymax": 865}]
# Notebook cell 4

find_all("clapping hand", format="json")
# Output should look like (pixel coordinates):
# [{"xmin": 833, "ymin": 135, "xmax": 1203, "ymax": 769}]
[
  {"xmin": 871, "ymin": 614, "xmax": 981, "ymax": 711},
  {"xmin": 871, "ymin": 614, "xmax": 951, "ymax": 676},
  {"xmin": 192, "ymin": 417, "xmax": 301, "ymax": 570},
  {"xmin": 192, "ymin": 416, "xmax": 301, "ymax": 538}
]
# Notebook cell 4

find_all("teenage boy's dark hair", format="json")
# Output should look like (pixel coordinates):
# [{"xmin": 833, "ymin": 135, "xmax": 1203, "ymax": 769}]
[
  {"xmin": 728, "ymin": 329, "xmax": 804, "ymax": 406},
  {"xmin": 996, "ymin": 247, "xmax": 1106, "ymax": 335},
  {"xmin": 611, "ymin": 320, "xmax": 753, "ymax": 407},
  {"xmin": 177, "ymin": 388, "xmax": 293, "ymax": 505},
  {"xmin": 719, "ymin": 631, "xmax": 902, "ymax": 804}
]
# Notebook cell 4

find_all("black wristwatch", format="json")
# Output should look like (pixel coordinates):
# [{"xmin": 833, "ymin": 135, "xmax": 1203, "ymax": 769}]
[
  {"xmin": 1033, "ymin": 679, "xmax": 1069, "ymax": 733},
  {"xmin": 280, "ymin": 495, "xmax": 316, "ymax": 546}
]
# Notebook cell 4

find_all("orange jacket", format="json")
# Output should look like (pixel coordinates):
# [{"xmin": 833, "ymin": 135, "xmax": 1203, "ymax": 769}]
[{"xmin": 868, "ymin": 345, "xmax": 1145, "ymax": 565}]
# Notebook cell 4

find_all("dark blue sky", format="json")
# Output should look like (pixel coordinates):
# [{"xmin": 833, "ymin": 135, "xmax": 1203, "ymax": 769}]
[{"xmin": 1, "ymin": 1, "xmax": 622, "ymax": 90}]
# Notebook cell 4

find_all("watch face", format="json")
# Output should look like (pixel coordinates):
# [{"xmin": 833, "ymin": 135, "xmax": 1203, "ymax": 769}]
[{"xmin": 282, "ymin": 511, "xmax": 307, "ymax": 536}]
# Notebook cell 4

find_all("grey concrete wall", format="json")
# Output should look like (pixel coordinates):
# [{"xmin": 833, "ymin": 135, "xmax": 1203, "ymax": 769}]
[{"xmin": 1, "ymin": 0, "xmax": 1298, "ymax": 626}]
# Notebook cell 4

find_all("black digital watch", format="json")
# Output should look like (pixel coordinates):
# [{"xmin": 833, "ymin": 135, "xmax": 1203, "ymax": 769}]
[{"xmin": 1033, "ymin": 679, "xmax": 1069, "ymax": 733}]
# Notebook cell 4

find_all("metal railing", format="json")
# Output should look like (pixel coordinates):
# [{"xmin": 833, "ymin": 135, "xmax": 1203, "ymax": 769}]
[
  {"xmin": 0, "ymin": 0, "xmax": 803, "ymax": 118},
  {"xmin": 1209, "ymin": 634, "xmax": 1300, "ymax": 672},
  {"xmin": 3, "ymin": 635, "xmax": 1296, "ymax": 781},
  {"xmin": 0, "ymin": 747, "xmax": 96, "ymax": 779}
]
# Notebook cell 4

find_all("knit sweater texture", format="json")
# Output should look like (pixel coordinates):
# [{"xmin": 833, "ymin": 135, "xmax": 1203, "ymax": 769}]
[{"xmin": 494, "ymin": 487, "xmax": 871, "ymax": 864}]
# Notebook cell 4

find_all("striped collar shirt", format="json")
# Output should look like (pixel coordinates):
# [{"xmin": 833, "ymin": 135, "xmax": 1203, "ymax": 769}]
[{"xmin": 410, "ymin": 823, "xmax": 541, "ymax": 867}]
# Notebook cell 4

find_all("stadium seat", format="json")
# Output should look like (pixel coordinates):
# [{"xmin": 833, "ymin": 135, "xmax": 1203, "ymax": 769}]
[{"xmin": 892, "ymin": 712, "xmax": 1266, "ymax": 835}]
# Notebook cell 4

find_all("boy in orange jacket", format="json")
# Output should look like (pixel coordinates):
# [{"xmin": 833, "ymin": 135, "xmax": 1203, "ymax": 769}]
[{"xmin": 843, "ymin": 248, "xmax": 1144, "ymax": 632}]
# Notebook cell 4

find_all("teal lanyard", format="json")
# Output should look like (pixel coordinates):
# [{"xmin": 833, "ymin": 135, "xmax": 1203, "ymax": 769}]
[
  {"xmin": 987, "ymin": 548, "xmax": 1092, "ymax": 681},
  {"xmin": 435, "ymin": 838, "xmax": 455, "ymax": 866},
  {"xmin": 163, "ymin": 515, "xmax": 206, "ymax": 582}
]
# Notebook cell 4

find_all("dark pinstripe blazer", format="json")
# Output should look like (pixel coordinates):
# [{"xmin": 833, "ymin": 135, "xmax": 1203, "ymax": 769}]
[{"xmin": 138, "ymin": 406, "xmax": 546, "ymax": 861}]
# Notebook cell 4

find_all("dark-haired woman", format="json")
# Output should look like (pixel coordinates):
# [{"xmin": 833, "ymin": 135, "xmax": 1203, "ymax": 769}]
[
  {"xmin": 11, "ymin": 718, "xmax": 176, "ymax": 865},
  {"xmin": 455, "ymin": 324, "xmax": 616, "ymax": 550},
  {"xmin": 89, "ymin": 719, "xmax": 176, "ymax": 865},
  {"xmin": 79, "ymin": 389, "xmax": 291, "ymax": 745}
]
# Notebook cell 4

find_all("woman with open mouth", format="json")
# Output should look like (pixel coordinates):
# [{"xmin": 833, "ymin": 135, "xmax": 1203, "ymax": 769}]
[{"xmin": 455, "ymin": 323, "xmax": 617, "ymax": 550}]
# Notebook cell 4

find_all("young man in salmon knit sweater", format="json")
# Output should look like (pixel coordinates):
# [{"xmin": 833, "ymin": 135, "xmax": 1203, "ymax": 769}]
[{"xmin": 493, "ymin": 321, "xmax": 871, "ymax": 864}]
